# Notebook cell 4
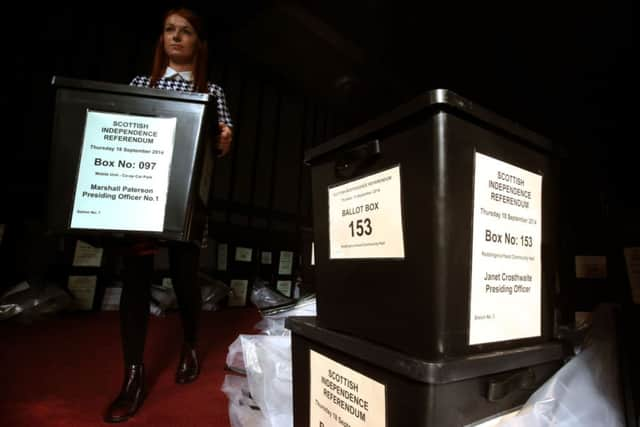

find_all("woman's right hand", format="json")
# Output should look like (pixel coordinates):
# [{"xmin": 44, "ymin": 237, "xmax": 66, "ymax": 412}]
[{"xmin": 217, "ymin": 124, "xmax": 233, "ymax": 157}]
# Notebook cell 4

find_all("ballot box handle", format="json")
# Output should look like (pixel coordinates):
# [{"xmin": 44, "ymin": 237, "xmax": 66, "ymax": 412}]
[
  {"xmin": 486, "ymin": 367, "xmax": 536, "ymax": 402},
  {"xmin": 334, "ymin": 139, "xmax": 381, "ymax": 179}
]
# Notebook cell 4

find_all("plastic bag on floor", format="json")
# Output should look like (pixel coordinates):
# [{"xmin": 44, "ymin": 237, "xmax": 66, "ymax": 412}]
[
  {"xmin": 250, "ymin": 280, "xmax": 293, "ymax": 310},
  {"xmin": 1, "ymin": 281, "xmax": 72, "ymax": 322},
  {"xmin": 149, "ymin": 285, "xmax": 176, "ymax": 317},
  {"xmin": 221, "ymin": 375, "xmax": 269, "ymax": 427},
  {"xmin": 200, "ymin": 274, "xmax": 231, "ymax": 312},
  {"xmin": 498, "ymin": 304, "xmax": 624, "ymax": 427},
  {"xmin": 200, "ymin": 280, "xmax": 231, "ymax": 311},
  {"xmin": 254, "ymin": 295, "xmax": 316, "ymax": 336},
  {"xmin": 241, "ymin": 335, "xmax": 293, "ymax": 427},
  {"xmin": 226, "ymin": 335, "xmax": 247, "ymax": 375},
  {"xmin": 224, "ymin": 294, "xmax": 315, "ymax": 426}
]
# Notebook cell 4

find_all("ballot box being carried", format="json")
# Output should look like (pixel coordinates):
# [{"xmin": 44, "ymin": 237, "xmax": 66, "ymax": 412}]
[{"xmin": 47, "ymin": 76, "xmax": 217, "ymax": 242}]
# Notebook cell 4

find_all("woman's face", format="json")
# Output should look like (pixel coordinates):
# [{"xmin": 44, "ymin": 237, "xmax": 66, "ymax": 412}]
[{"xmin": 163, "ymin": 14, "xmax": 199, "ymax": 66}]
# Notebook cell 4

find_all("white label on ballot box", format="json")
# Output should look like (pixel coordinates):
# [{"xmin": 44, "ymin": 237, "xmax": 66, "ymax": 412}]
[
  {"xmin": 228, "ymin": 280, "xmax": 248, "ymax": 307},
  {"xmin": 310, "ymin": 350, "xmax": 386, "ymax": 427},
  {"xmin": 469, "ymin": 153, "xmax": 542, "ymax": 345},
  {"xmin": 276, "ymin": 280, "xmax": 292, "ymax": 297},
  {"xmin": 328, "ymin": 166, "xmax": 404, "ymax": 259},
  {"xmin": 72, "ymin": 240, "xmax": 104, "ymax": 267},
  {"xmin": 68, "ymin": 275, "xmax": 97, "ymax": 311},
  {"xmin": 70, "ymin": 111, "xmax": 176, "ymax": 232},
  {"xmin": 278, "ymin": 250, "xmax": 294, "ymax": 275}
]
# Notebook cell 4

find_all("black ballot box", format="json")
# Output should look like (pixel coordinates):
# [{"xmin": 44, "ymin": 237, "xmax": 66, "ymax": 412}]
[
  {"xmin": 305, "ymin": 89, "xmax": 558, "ymax": 360},
  {"xmin": 287, "ymin": 317, "xmax": 567, "ymax": 427},
  {"xmin": 47, "ymin": 76, "xmax": 217, "ymax": 242}
]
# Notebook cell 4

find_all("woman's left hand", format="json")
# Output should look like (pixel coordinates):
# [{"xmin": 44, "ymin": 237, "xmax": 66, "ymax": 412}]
[{"xmin": 217, "ymin": 124, "xmax": 233, "ymax": 157}]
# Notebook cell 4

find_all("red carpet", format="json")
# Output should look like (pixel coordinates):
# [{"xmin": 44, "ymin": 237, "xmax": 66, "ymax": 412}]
[{"xmin": 0, "ymin": 307, "xmax": 262, "ymax": 426}]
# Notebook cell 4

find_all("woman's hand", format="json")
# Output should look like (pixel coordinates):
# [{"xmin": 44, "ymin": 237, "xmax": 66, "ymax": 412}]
[{"xmin": 217, "ymin": 124, "xmax": 233, "ymax": 157}]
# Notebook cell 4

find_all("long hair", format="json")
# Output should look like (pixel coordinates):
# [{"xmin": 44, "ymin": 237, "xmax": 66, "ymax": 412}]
[{"xmin": 149, "ymin": 8, "xmax": 209, "ymax": 93}]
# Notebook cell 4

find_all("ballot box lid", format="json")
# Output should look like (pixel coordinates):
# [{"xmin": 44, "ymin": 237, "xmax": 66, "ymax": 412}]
[
  {"xmin": 304, "ymin": 88, "xmax": 551, "ymax": 165},
  {"xmin": 286, "ymin": 316, "xmax": 566, "ymax": 384},
  {"xmin": 52, "ymin": 75, "xmax": 212, "ymax": 104}
]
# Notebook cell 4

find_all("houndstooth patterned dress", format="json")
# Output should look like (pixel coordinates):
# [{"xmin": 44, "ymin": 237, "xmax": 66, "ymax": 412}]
[
  {"xmin": 129, "ymin": 75, "xmax": 233, "ymax": 249},
  {"xmin": 129, "ymin": 76, "xmax": 233, "ymax": 128}
]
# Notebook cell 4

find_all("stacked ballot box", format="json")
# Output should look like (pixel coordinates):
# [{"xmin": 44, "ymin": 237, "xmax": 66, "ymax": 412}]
[
  {"xmin": 287, "ymin": 317, "xmax": 566, "ymax": 427},
  {"xmin": 290, "ymin": 89, "xmax": 567, "ymax": 426}
]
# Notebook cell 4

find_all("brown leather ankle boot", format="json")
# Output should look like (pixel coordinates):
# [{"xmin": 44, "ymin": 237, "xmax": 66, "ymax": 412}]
[
  {"xmin": 104, "ymin": 364, "xmax": 145, "ymax": 423},
  {"xmin": 175, "ymin": 343, "xmax": 200, "ymax": 384}
]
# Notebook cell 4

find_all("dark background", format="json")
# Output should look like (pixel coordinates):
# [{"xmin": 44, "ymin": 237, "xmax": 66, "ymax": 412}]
[{"xmin": 1, "ymin": 1, "xmax": 636, "ymax": 303}]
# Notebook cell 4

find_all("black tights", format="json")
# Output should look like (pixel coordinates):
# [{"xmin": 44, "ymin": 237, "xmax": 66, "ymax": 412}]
[{"xmin": 119, "ymin": 242, "xmax": 202, "ymax": 366}]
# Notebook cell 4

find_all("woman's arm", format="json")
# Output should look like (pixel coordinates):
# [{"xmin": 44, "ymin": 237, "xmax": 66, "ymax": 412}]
[
  {"xmin": 217, "ymin": 123, "xmax": 233, "ymax": 157},
  {"xmin": 209, "ymin": 83, "xmax": 234, "ymax": 158}
]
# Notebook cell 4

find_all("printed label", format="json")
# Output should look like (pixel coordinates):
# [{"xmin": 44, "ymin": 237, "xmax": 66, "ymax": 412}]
[
  {"xmin": 278, "ymin": 251, "xmax": 294, "ymax": 275},
  {"xmin": 310, "ymin": 350, "xmax": 386, "ymax": 427},
  {"xmin": 68, "ymin": 275, "xmax": 97, "ymax": 311},
  {"xmin": 469, "ymin": 153, "xmax": 542, "ymax": 345},
  {"xmin": 70, "ymin": 111, "xmax": 176, "ymax": 232},
  {"xmin": 72, "ymin": 240, "xmax": 104, "ymax": 267},
  {"xmin": 235, "ymin": 247, "xmax": 253, "ymax": 262},
  {"xmin": 228, "ymin": 280, "xmax": 248, "ymax": 307},
  {"xmin": 276, "ymin": 280, "xmax": 292, "ymax": 297},
  {"xmin": 328, "ymin": 166, "xmax": 404, "ymax": 259},
  {"xmin": 261, "ymin": 251, "xmax": 273, "ymax": 265}
]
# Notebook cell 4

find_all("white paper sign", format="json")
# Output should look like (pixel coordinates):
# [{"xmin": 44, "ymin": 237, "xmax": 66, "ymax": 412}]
[
  {"xmin": 624, "ymin": 247, "xmax": 640, "ymax": 304},
  {"xmin": 310, "ymin": 350, "xmax": 386, "ymax": 427},
  {"xmin": 102, "ymin": 287, "xmax": 122, "ymax": 311},
  {"xmin": 261, "ymin": 251, "xmax": 273, "ymax": 265},
  {"xmin": 217, "ymin": 244, "xmax": 228, "ymax": 271},
  {"xmin": 70, "ymin": 111, "xmax": 176, "ymax": 232},
  {"xmin": 68, "ymin": 275, "xmax": 97, "ymax": 310},
  {"xmin": 72, "ymin": 240, "xmax": 104, "ymax": 267},
  {"xmin": 469, "ymin": 153, "xmax": 542, "ymax": 345},
  {"xmin": 329, "ymin": 166, "xmax": 404, "ymax": 259},
  {"xmin": 229, "ymin": 279, "xmax": 248, "ymax": 307},
  {"xmin": 235, "ymin": 247, "xmax": 253, "ymax": 262},
  {"xmin": 575, "ymin": 256, "xmax": 607, "ymax": 279},
  {"xmin": 276, "ymin": 280, "xmax": 292, "ymax": 297},
  {"xmin": 278, "ymin": 251, "xmax": 294, "ymax": 275}
]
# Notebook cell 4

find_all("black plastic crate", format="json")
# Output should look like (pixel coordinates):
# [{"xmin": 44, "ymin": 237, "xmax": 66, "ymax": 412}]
[
  {"xmin": 48, "ymin": 76, "xmax": 217, "ymax": 242},
  {"xmin": 288, "ymin": 317, "xmax": 566, "ymax": 427},
  {"xmin": 304, "ymin": 89, "xmax": 558, "ymax": 359}
]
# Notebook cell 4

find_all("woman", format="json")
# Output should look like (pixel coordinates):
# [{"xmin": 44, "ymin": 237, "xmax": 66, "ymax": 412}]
[{"xmin": 104, "ymin": 8, "xmax": 233, "ymax": 423}]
